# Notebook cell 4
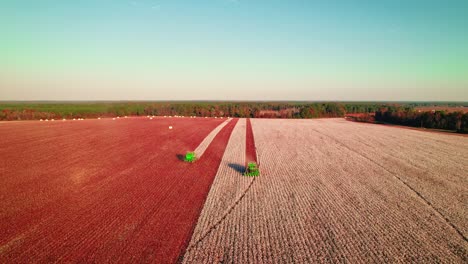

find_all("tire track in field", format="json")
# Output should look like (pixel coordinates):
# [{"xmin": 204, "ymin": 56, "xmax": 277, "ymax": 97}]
[
  {"xmin": 184, "ymin": 177, "xmax": 256, "ymax": 253},
  {"xmin": 311, "ymin": 127, "xmax": 468, "ymax": 243}
]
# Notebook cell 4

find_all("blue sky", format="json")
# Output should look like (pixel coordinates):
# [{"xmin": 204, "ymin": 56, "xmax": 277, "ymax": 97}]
[{"xmin": 1, "ymin": 0, "xmax": 467, "ymax": 101}]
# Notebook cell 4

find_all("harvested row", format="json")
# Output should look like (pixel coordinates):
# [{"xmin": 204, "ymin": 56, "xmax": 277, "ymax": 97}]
[
  {"xmin": 0, "ymin": 117, "xmax": 235, "ymax": 263},
  {"xmin": 183, "ymin": 118, "xmax": 467, "ymax": 263},
  {"xmin": 194, "ymin": 118, "xmax": 231, "ymax": 159},
  {"xmin": 245, "ymin": 118, "xmax": 257, "ymax": 165}
]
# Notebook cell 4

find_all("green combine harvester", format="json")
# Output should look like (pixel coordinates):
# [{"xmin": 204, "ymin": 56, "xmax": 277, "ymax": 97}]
[
  {"xmin": 184, "ymin": 152, "xmax": 197, "ymax": 163},
  {"xmin": 244, "ymin": 162, "xmax": 260, "ymax": 177}
]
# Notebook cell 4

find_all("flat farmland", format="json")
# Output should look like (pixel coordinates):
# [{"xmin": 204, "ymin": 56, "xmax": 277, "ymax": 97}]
[
  {"xmin": 184, "ymin": 118, "xmax": 468, "ymax": 263},
  {"xmin": 1, "ymin": 117, "xmax": 467, "ymax": 263},
  {"xmin": 0, "ymin": 117, "xmax": 237, "ymax": 263}
]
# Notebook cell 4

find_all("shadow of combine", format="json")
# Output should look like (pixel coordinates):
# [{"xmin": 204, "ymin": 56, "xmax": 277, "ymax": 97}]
[
  {"xmin": 176, "ymin": 154, "xmax": 185, "ymax": 161},
  {"xmin": 228, "ymin": 163, "xmax": 245, "ymax": 174}
]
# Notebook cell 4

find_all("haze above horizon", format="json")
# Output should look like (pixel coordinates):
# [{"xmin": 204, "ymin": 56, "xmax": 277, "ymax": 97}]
[{"xmin": 1, "ymin": 0, "xmax": 467, "ymax": 101}]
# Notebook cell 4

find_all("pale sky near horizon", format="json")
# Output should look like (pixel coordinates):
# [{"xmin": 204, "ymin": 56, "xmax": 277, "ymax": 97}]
[{"xmin": 1, "ymin": 0, "xmax": 467, "ymax": 101}]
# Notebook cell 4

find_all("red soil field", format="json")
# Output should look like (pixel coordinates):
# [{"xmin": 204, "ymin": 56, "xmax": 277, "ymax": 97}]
[
  {"xmin": 0, "ymin": 117, "xmax": 237, "ymax": 263},
  {"xmin": 245, "ymin": 118, "xmax": 257, "ymax": 165}
]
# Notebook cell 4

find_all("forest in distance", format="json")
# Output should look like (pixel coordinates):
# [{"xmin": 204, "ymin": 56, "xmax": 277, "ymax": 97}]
[{"xmin": 1, "ymin": 101, "xmax": 467, "ymax": 133}]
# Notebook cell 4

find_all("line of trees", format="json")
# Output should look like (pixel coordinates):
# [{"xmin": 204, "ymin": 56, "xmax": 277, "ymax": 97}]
[
  {"xmin": 0, "ymin": 102, "xmax": 379, "ymax": 121},
  {"xmin": 375, "ymin": 106, "xmax": 468, "ymax": 133},
  {"xmin": 1, "ymin": 101, "xmax": 466, "ymax": 133}
]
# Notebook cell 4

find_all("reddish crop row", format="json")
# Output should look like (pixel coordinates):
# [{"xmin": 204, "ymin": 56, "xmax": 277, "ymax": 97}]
[{"xmin": 0, "ymin": 117, "xmax": 237, "ymax": 263}]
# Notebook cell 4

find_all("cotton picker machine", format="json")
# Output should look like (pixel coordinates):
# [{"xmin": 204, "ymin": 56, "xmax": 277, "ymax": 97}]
[
  {"xmin": 244, "ymin": 162, "xmax": 260, "ymax": 176},
  {"xmin": 184, "ymin": 152, "xmax": 197, "ymax": 163}
]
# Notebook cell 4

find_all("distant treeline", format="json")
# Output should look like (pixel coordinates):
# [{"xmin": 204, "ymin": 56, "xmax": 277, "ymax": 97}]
[
  {"xmin": 375, "ymin": 106, "xmax": 468, "ymax": 133},
  {"xmin": 0, "ymin": 102, "xmax": 383, "ymax": 120},
  {"xmin": 1, "ymin": 101, "xmax": 467, "ymax": 133}
]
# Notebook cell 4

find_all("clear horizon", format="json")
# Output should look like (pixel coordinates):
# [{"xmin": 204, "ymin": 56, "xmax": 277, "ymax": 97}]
[{"xmin": 1, "ymin": 0, "xmax": 467, "ymax": 101}]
